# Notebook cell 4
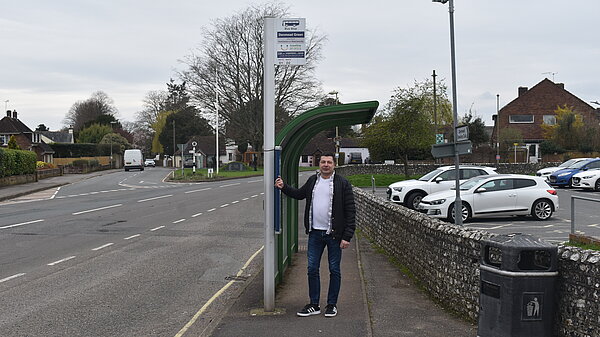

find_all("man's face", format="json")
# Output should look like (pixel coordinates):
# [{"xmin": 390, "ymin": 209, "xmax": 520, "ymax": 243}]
[{"xmin": 319, "ymin": 156, "xmax": 335, "ymax": 177}]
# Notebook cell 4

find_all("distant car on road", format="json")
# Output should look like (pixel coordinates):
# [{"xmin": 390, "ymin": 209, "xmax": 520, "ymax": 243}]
[
  {"xmin": 183, "ymin": 158, "xmax": 195, "ymax": 168},
  {"xmin": 549, "ymin": 158, "xmax": 600, "ymax": 187},
  {"xmin": 418, "ymin": 174, "xmax": 559, "ymax": 222},
  {"xmin": 536, "ymin": 158, "xmax": 591, "ymax": 181},
  {"xmin": 386, "ymin": 165, "xmax": 498, "ymax": 210},
  {"xmin": 571, "ymin": 168, "xmax": 600, "ymax": 191},
  {"xmin": 144, "ymin": 159, "xmax": 155, "ymax": 167}
]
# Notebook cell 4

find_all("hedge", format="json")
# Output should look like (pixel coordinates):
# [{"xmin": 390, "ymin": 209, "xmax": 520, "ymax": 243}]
[
  {"xmin": 50, "ymin": 143, "xmax": 113, "ymax": 158},
  {"xmin": 0, "ymin": 148, "xmax": 37, "ymax": 178}
]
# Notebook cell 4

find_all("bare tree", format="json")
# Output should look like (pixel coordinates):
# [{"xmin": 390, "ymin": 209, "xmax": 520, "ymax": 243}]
[
  {"xmin": 64, "ymin": 91, "xmax": 118, "ymax": 131},
  {"xmin": 178, "ymin": 3, "xmax": 325, "ymax": 151},
  {"xmin": 135, "ymin": 90, "xmax": 168, "ymax": 129}
]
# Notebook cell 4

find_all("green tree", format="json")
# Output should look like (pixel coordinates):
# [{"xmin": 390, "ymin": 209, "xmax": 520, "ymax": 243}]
[
  {"xmin": 541, "ymin": 105, "xmax": 584, "ymax": 150},
  {"xmin": 498, "ymin": 127, "xmax": 523, "ymax": 152},
  {"xmin": 362, "ymin": 97, "xmax": 433, "ymax": 176},
  {"xmin": 7, "ymin": 135, "xmax": 19, "ymax": 149},
  {"xmin": 64, "ymin": 91, "xmax": 118, "ymax": 132},
  {"xmin": 158, "ymin": 109, "xmax": 213, "ymax": 156},
  {"xmin": 99, "ymin": 133, "xmax": 130, "ymax": 154},
  {"xmin": 460, "ymin": 111, "xmax": 489, "ymax": 147},
  {"xmin": 77, "ymin": 123, "xmax": 113, "ymax": 143}
]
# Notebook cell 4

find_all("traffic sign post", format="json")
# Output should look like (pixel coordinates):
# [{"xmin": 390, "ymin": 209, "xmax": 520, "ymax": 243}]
[
  {"xmin": 274, "ymin": 18, "xmax": 306, "ymax": 65},
  {"xmin": 435, "ymin": 133, "xmax": 444, "ymax": 144},
  {"xmin": 431, "ymin": 141, "xmax": 472, "ymax": 158}
]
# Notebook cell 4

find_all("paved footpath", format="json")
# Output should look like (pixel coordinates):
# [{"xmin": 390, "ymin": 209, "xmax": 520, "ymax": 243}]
[{"xmin": 208, "ymin": 232, "xmax": 477, "ymax": 337}]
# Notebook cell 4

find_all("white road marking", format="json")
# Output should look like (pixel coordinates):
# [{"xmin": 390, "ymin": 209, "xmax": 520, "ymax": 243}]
[
  {"xmin": 173, "ymin": 219, "xmax": 185, "ymax": 224},
  {"xmin": 251, "ymin": 195, "xmax": 258, "ymax": 198},
  {"xmin": 207, "ymin": 208, "xmax": 216, "ymax": 212},
  {"xmin": 219, "ymin": 183, "xmax": 240, "ymax": 188},
  {"xmin": 0, "ymin": 219, "xmax": 44, "ymax": 230},
  {"xmin": 72, "ymin": 204, "xmax": 122, "ymax": 215},
  {"xmin": 542, "ymin": 224, "xmax": 554, "ymax": 228},
  {"xmin": 124, "ymin": 234, "xmax": 141, "ymax": 240},
  {"xmin": 92, "ymin": 243, "xmax": 114, "ymax": 251},
  {"xmin": 260, "ymin": 192, "xmax": 264, "ymax": 195},
  {"xmin": 220, "ymin": 204, "xmax": 229, "ymax": 208},
  {"xmin": 0, "ymin": 273, "xmax": 26, "ymax": 284},
  {"xmin": 192, "ymin": 212, "xmax": 203, "ymax": 218},
  {"xmin": 150, "ymin": 226, "xmax": 165, "ymax": 231},
  {"xmin": 51, "ymin": 187, "xmax": 61, "ymax": 199},
  {"xmin": 231, "ymin": 200, "xmax": 239, "ymax": 204},
  {"xmin": 185, "ymin": 188, "xmax": 212, "ymax": 194},
  {"xmin": 137, "ymin": 194, "xmax": 173, "ymax": 203},
  {"xmin": 588, "ymin": 224, "xmax": 599, "ymax": 228},
  {"xmin": 247, "ymin": 179, "xmax": 263, "ymax": 183},
  {"xmin": 47, "ymin": 256, "xmax": 76, "ymax": 266},
  {"xmin": 242, "ymin": 197, "xmax": 249, "ymax": 201}
]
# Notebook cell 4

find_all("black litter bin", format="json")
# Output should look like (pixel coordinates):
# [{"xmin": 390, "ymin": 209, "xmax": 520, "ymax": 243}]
[{"xmin": 478, "ymin": 233, "xmax": 558, "ymax": 337}]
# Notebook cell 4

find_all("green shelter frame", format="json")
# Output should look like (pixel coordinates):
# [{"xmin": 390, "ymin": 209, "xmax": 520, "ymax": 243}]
[{"xmin": 273, "ymin": 101, "xmax": 379, "ymax": 284}]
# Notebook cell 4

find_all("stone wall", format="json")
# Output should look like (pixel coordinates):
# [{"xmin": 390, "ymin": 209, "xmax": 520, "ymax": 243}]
[
  {"xmin": 353, "ymin": 188, "xmax": 600, "ymax": 335},
  {"xmin": 337, "ymin": 162, "xmax": 560, "ymax": 177}
]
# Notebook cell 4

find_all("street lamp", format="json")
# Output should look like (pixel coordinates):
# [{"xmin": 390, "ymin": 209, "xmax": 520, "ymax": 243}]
[
  {"xmin": 110, "ymin": 121, "xmax": 117, "ymax": 168},
  {"xmin": 328, "ymin": 90, "xmax": 340, "ymax": 165},
  {"xmin": 433, "ymin": 0, "xmax": 463, "ymax": 225}
]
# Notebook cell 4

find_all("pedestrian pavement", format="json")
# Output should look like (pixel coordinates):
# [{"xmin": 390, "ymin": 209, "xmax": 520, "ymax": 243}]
[
  {"xmin": 208, "ymin": 230, "xmax": 477, "ymax": 337},
  {"xmin": 0, "ymin": 172, "xmax": 478, "ymax": 336}
]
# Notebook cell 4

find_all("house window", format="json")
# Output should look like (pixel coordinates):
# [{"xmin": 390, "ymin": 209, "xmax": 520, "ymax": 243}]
[
  {"xmin": 509, "ymin": 115, "xmax": 534, "ymax": 123},
  {"xmin": 0, "ymin": 135, "xmax": 7, "ymax": 145},
  {"xmin": 228, "ymin": 153, "xmax": 232, "ymax": 161},
  {"xmin": 542, "ymin": 115, "xmax": 556, "ymax": 125},
  {"xmin": 301, "ymin": 155, "xmax": 308, "ymax": 163}
]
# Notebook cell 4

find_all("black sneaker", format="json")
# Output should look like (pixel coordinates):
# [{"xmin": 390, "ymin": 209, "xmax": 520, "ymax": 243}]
[
  {"xmin": 297, "ymin": 303, "xmax": 321, "ymax": 317},
  {"xmin": 324, "ymin": 304, "xmax": 337, "ymax": 317}
]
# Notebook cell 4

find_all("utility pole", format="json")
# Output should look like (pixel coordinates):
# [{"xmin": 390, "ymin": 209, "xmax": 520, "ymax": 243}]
[
  {"xmin": 496, "ymin": 94, "xmax": 500, "ymax": 167},
  {"xmin": 172, "ymin": 120, "xmax": 176, "ymax": 168},
  {"xmin": 215, "ymin": 68, "xmax": 220, "ymax": 175},
  {"xmin": 432, "ymin": 70, "xmax": 437, "ymax": 136}
]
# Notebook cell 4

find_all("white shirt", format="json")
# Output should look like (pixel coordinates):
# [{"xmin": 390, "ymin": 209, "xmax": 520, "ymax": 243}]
[{"xmin": 312, "ymin": 176, "xmax": 332, "ymax": 230}]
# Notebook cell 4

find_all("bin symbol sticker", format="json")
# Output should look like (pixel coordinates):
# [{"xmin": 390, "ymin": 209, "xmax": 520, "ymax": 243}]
[{"xmin": 522, "ymin": 293, "xmax": 543, "ymax": 321}]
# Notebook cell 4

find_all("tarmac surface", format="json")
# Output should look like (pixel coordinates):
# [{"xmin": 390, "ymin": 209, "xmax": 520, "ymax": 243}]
[{"xmin": 1, "ymin": 171, "xmax": 478, "ymax": 336}]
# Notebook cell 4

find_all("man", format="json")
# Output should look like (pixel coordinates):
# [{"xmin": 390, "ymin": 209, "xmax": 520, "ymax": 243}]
[{"xmin": 274, "ymin": 153, "xmax": 356, "ymax": 318}]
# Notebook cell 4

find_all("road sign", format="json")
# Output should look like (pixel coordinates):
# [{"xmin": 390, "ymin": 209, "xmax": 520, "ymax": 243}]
[
  {"xmin": 456, "ymin": 125, "xmax": 469, "ymax": 142},
  {"xmin": 435, "ymin": 133, "xmax": 444, "ymax": 144},
  {"xmin": 431, "ymin": 141, "xmax": 472, "ymax": 158},
  {"xmin": 177, "ymin": 143, "xmax": 186, "ymax": 151},
  {"xmin": 274, "ymin": 18, "xmax": 306, "ymax": 66}
]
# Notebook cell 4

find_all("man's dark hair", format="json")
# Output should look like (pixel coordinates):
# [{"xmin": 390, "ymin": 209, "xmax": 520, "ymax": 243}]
[{"xmin": 321, "ymin": 152, "xmax": 335, "ymax": 160}]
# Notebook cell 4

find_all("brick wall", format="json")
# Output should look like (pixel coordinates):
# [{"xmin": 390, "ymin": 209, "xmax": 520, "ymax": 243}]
[{"xmin": 353, "ymin": 188, "xmax": 600, "ymax": 335}]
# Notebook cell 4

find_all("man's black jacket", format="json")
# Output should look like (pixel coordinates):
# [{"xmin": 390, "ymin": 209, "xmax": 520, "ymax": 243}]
[{"xmin": 280, "ymin": 173, "xmax": 356, "ymax": 242}]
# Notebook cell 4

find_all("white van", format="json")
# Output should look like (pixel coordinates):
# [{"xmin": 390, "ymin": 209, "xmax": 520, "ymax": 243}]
[{"xmin": 124, "ymin": 149, "xmax": 144, "ymax": 171}]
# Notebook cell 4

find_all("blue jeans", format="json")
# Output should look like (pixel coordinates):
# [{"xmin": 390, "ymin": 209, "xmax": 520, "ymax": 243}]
[{"xmin": 307, "ymin": 230, "xmax": 342, "ymax": 306}]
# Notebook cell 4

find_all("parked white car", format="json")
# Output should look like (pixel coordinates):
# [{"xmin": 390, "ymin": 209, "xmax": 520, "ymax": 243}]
[
  {"xmin": 571, "ymin": 168, "xmax": 600, "ymax": 191},
  {"xmin": 386, "ymin": 165, "xmax": 498, "ymax": 210},
  {"xmin": 418, "ymin": 174, "xmax": 559, "ymax": 222},
  {"xmin": 536, "ymin": 158, "xmax": 591, "ymax": 181}
]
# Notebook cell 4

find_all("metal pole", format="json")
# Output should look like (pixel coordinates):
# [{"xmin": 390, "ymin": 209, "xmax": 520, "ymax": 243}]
[
  {"xmin": 571, "ymin": 196, "xmax": 575, "ymax": 235},
  {"xmin": 172, "ymin": 120, "xmax": 176, "ymax": 168},
  {"xmin": 263, "ymin": 17, "xmax": 276, "ymax": 312},
  {"xmin": 215, "ymin": 68, "xmax": 220, "ymax": 176},
  {"xmin": 433, "ymin": 70, "xmax": 437, "ymax": 136},
  {"xmin": 496, "ymin": 94, "xmax": 500, "ymax": 166},
  {"xmin": 448, "ymin": 0, "xmax": 462, "ymax": 225}
]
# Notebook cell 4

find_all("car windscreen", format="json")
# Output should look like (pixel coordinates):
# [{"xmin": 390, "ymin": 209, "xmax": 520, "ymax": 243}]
[
  {"xmin": 419, "ymin": 169, "xmax": 443, "ymax": 181},
  {"xmin": 559, "ymin": 159, "xmax": 576, "ymax": 168},
  {"xmin": 459, "ymin": 176, "xmax": 488, "ymax": 190},
  {"xmin": 571, "ymin": 160, "xmax": 592, "ymax": 169}
]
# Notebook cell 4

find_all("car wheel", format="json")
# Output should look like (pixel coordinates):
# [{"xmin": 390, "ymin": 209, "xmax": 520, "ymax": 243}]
[
  {"xmin": 595, "ymin": 179, "xmax": 600, "ymax": 192},
  {"xmin": 568, "ymin": 178, "xmax": 573, "ymax": 188},
  {"xmin": 406, "ymin": 192, "xmax": 426, "ymax": 210},
  {"xmin": 532, "ymin": 199, "xmax": 553, "ymax": 220},
  {"xmin": 448, "ymin": 202, "xmax": 471, "ymax": 223}
]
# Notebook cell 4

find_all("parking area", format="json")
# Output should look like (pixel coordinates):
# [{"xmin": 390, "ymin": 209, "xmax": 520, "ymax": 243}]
[{"xmin": 366, "ymin": 187, "xmax": 600, "ymax": 244}]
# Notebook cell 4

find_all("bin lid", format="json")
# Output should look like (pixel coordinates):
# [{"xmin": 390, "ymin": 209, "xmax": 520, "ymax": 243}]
[{"xmin": 481, "ymin": 233, "xmax": 558, "ymax": 272}]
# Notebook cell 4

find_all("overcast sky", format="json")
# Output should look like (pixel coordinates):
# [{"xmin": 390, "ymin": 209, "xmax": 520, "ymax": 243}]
[{"xmin": 2, "ymin": 1, "xmax": 599, "ymax": 131}]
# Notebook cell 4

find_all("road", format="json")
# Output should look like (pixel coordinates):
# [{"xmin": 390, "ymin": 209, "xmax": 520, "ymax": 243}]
[
  {"xmin": 368, "ymin": 186, "xmax": 600, "ymax": 244},
  {"xmin": 0, "ymin": 168, "xmax": 265, "ymax": 337}
]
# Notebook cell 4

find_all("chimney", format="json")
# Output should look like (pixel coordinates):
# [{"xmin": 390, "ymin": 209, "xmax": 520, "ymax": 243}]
[
  {"xmin": 6, "ymin": 110, "xmax": 10, "ymax": 117},
  {"xmin": 518, "ymin": 87, "xmax": 528, "ymax": 97},
  {"xmin": 12, "ymin": 110, "xmax": 17, "ymax": 119},
  {"xmin": 556, "ymin": 83, "xmax": 564, "ymax": 90}
]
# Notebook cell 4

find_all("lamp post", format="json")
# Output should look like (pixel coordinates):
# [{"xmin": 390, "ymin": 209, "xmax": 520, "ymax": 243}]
[
  {"xmin": 433, "ymin": 0, "xmax": 463, "ymax": 225},
  {"xmin": 110, "ymin": 121, "xmax": 117, "ymax": 168},
  {"xmin": 328, "ymin": 90, "xmax": 340, "ymax": 165},
  {"xmin": 496, "ymin": 94, "xmax": 500, "ymax": 166}
]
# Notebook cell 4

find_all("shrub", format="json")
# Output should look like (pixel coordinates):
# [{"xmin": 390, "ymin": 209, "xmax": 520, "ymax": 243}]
[
  {"xmin": 0, "ymin": 148, "xmax": 36, "ymax": 177},
  {"xmin": 37, "ymin": 161, "xmax": 56, "ymax": 169}
]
